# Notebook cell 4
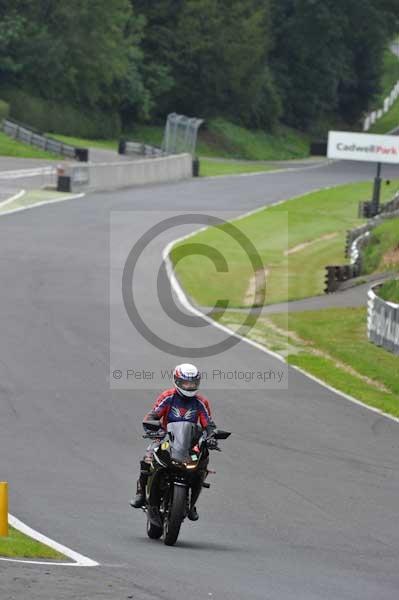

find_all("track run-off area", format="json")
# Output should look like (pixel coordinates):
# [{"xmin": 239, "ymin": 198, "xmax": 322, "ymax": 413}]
[{"xmin": 0, "ymin": 160, "xmax": 399, "ymax": 600}]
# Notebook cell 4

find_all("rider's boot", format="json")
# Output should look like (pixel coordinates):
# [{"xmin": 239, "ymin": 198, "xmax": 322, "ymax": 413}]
[
  {"xmin": 130, "ymin": 461, "xmax": 150, "ymax": 508},
  {"xmin": 187, "ymin": 477, "xmax": 202, "ymax": 521},
  {"xmin": 187, "ymin": 506, "xmax": 199, "ymax": 521}
]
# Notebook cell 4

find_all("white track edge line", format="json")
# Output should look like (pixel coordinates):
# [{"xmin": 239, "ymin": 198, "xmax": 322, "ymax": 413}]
[
  {"xmin": 0, "ymin": 192, "xmax": 85, "ymax": 217},
  {"xmin": 202, "ymin": 159, "xmax": 335, "ymax": 180},
  {"xmin": 290, "ymin": 365, "xmax": 399, "ymax": 424},
  {"xmin": 163, "ymin": 201, "xmax": 399, "ymax": 427},
  {"xmin": 7, "ymin": 514, "xmax": 98, "ymax": 567},
  {"xmin": 0, "ymin": 189, "xmax": 26, "ymax": 208}
]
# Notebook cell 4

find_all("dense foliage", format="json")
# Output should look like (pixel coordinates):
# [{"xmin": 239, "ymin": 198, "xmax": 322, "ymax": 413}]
[{"xmin": 0, "ymin": 0, "xmax": 398, "ymax": 136}]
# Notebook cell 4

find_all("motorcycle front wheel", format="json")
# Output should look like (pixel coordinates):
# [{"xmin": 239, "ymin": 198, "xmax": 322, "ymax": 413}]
[{"xmin": 163, "ymin": 484, "xmax": 187, "ymax": 546}]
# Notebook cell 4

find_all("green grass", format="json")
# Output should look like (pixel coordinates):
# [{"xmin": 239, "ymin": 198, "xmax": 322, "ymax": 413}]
[
  {"xmin": 171, "ymin": 180, "xmax": 399, "ymax": 307},
  {"xmin": 369, "ymin": 47, "xmax": 399, "ymax": 133},
  {"xmin": 199, "ymin": 158, "xmax": 276, "ymax": 177},
  {"xmin": 214, "ymin": 307, "xmax": 399, "ymax": 418},
  {"xmin": 0, "ymin": 190, "xmax": 74, "ymax": 214},
  {"xmin": 0, "ymin": 131, "xmax": 60, "ymax": 159},
  {"xmin": 49, "ymin": 133, "xmax": 118, "ymax": 151},
  {"xmin": 199, "ymin": 118, "xmax": 310, "ymax": 160},
  {"xmin": 378, "ymin": 279, "xmax": 399, "ymax": 303},
  {"xmin": 0, "ymin": 526, "xmax": 65, "ymax": 559},
  {"xmin": 369, "ymin": 97, "xmax": 399, "ymax": 133},
  {"xmin": 126, "ymin": 124, "xmax": 164, "ymax": 147},
  {"xmin": 377, "ymin": 48, "xmax": 399, "ymax": 105},
  {"xmin": 48, "ymin": 116, "xmax": 311, "ymax": 166},
  {"xmin": 127, "ymin": 119, "xmax": 310, "ymax": 160},
  {"xmin": 362, "ymin": 217, "xmax": 399, "ymax": 273}
]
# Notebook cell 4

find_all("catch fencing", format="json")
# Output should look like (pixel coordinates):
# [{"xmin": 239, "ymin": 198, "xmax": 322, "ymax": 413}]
[
  {"xmin": 2, "ymin": 118, "xmax": 89, "ymax": 161},
  {"xmin": 162, "ymin": 113, "xmax": 204, "ymax": 155},
  {"xmin": 368, "ymin": 284, "xmax": 399, "ymax": 354}
]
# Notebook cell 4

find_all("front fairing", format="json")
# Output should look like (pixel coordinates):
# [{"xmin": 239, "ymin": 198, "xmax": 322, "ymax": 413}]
[{"xmin": 167, "ymin": 421, "xmax": 199, "ymax": 462}]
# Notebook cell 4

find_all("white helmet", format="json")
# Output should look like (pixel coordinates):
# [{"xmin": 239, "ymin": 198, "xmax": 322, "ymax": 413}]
[{"xmin": 173, "ymin": 363, "xmax": 201, "ymax": 398}]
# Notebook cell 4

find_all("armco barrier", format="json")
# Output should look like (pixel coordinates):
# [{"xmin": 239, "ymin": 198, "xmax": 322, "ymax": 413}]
[
  {"xmin": 3, "ymin": 118, "xmax": 89, "ymax": 162},
  {"xmin": 368, "ymin": 284, "xmax": 399, "ymax": 354},
  {"xmin": 325, "ymin": 200, "xmax": 399, "ymax": 293},
  {"xmin": 57, "ymin": 153, "xmax": 192, "ymax": 193},
  {"xmin": 118, "ymin": 140, "xmax": 164, "ymax": 157}
]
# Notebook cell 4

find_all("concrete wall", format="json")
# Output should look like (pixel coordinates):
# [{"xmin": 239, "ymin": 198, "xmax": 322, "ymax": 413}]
[{"xmin": 61, "ymin": 153, "xmax": 192, "ymax": 193}]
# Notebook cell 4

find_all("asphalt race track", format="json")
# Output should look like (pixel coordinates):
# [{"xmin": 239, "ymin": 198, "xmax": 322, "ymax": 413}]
[{"xmin": 1, "ymin": 160, "xmax": 399, "ymax": 600}]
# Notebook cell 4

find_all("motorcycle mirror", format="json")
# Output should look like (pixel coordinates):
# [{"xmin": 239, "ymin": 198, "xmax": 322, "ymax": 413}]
[
  {"xmin": 143, "ymin": 420, "xmax": 161, "ymax": 431},
  {"xmin": 214, "ymin": 429, "xmax": 231, "ymax": 440}
]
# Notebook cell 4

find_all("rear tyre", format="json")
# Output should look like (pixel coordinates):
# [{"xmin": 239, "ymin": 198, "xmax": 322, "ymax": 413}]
[{"xmin": 163, "ymin": 485, "xmax": 187, "ymax": 546}]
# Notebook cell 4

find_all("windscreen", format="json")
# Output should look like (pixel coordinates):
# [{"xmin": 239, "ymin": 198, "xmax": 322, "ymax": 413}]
[{"xmin": 167, "ymin": 422, "xmax": 198, "ymax": 462}]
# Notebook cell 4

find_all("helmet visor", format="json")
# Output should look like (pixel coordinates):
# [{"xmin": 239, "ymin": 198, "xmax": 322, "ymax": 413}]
[{"xmin": 175, "ymin": 377, "xmax": 200, "ymax": 392}]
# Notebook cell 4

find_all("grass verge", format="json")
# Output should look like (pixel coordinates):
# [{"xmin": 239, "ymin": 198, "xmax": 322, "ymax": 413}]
[
  {"xmin": 362, "ymin": 217, "xmax": 399, "ymax": 273},
  {"xmin": 171, "ymin": 180, "xmax": 399, "ymax": 307},
  {"xmin": 50, "ymin": 133, "xmax": 118, "ymax": 151},
  {"xmin": 0, "ymin": 190, "xmax": 76, "ymax": 215},
  {"xmin": 378, "ymin": 279, "xmax": 399, "ymax": 303},
  {"xmin": 0, "ymin": 526, "xmax": 65, "ymax": 559},
  {"xmin": 377, "ymin": 48, "xmax": 399, "ymax": 105},
  {"xmin": 199, "ymin": 119, "xmax": 310, "ymax": 160},
  {"xmin": 51, "ymin": 117, "xmax": 310, "ymax": 162},
  {"xmin": 369, "ymin": 47, "xmax": 399, "ymax": 133},
  {"xmin": 214, "ymin": 307, "xmax": 399, "ymax": 418},
  {"xmin": 0, "ymin": 131, "xmax": 59, "ymax": 160},
  {"xmin": 369, "ymin": 98, "xmax": 399, "ymax": 133}
]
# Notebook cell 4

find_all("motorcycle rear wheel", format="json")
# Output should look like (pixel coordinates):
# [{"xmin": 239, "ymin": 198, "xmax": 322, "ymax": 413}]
[{"xmin": 163, "ymin": 484, "xmax": 186, "ymax": 546}]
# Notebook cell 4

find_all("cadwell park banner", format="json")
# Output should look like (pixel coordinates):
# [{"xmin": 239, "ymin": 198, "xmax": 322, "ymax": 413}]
[{"xmin": 328, "ymin": 131, "xmax": 399, "ymax": 164}]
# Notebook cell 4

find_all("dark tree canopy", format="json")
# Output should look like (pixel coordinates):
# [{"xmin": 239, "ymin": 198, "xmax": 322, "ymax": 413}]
[{"xmin": 0, "ymin": 0, "xmax": 398, "ymax": 135}]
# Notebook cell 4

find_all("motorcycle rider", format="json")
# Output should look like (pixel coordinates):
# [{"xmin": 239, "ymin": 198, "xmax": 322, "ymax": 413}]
[{"xmin": 130, "ymin": 363, "xmax": 217, "ymax": 521}]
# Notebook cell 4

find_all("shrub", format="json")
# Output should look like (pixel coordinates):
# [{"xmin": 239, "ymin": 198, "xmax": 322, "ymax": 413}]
[
  {"xmin": 2, "ymin": 89, "xmax": 121, "ymax": 139},
  {"xmin": 0, "ymin": 99, "xmax": 10, "ymax": 122}
]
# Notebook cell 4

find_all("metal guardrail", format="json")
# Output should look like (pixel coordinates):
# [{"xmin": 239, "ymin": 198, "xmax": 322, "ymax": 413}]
[
  {"xmin": 368, "ymin": 284, "xmax": 399, "ymax": 354},
  {"xmin": 2, "ymin": 118, "xmax": 89, "ymax": 162},
  {"xmin": 325, "ymin": 195, "xmax": 399, "ymax": 293},
  {"xmin": 118, "ymin": 140, "xmax": 164, "ymax": 157}
]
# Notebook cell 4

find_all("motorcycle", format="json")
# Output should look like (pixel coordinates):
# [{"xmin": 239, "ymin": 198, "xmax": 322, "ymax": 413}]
[{"xmin": 142, "ymin": 420, "xmax": 231, "ymax": 546}]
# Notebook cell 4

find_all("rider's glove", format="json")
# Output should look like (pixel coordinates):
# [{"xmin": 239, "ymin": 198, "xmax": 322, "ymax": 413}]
[{"xmin": 207, "ymin": 437, "xmax": 219, "ymax": 450}]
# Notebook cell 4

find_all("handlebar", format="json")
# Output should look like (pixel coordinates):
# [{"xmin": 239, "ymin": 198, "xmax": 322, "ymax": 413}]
[{"xmin": 143, "ymin": 430, "xmax": 166, "ymax": 440}]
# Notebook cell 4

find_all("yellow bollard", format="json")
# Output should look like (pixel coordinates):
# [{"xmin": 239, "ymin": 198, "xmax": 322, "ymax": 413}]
[{"xmin": 0, "ymin": 482, "xmax": 9, "ymax": 537}]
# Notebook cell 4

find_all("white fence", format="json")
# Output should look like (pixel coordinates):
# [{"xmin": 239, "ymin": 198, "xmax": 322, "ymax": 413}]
[
  {"xmin": 367, "ymin": 284, "xmax": 399, "ymax": 354},
  {"xmin": 363, "ymin": 46, "xmax": 399, "ymax": 132}
]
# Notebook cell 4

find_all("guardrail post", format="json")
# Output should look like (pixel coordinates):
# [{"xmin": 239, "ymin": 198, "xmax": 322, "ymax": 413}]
[
  {"xmin": 371, "ymin": 162, "xmax": 382, "ymax": 216},
  {"xmin": 324, "ymin": 266, "xmax": 337, "ymax": 293},
  {"xmin": 75, "ymin": 148, "xmax": 89, "ymax": 162},
  {"xmin": 118, "ymin": 139, "xmax": 126, "ymax": 155},
  {"xmin": 0, "ymin": 482, "xmax": 9, "ymax": 537},
  {"xmin": 192, "ymin": 157, "xmax": 200, "ymax": 177}
]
